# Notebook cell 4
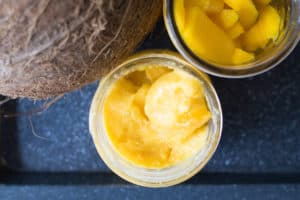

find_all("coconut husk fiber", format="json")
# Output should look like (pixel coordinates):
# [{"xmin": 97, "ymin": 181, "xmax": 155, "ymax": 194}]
[{"xmin": 0, "ymin": 0, "xmax": 162, "ymax": 99}]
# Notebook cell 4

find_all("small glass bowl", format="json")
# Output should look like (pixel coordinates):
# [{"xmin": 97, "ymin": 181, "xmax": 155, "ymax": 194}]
[
  {"xmin": 89, "ymin": 50, "xmax": 222, "ymax": 187},
  {"xmin": 163, "ymin": 0, "xmax": 300, "ymax": 78}
]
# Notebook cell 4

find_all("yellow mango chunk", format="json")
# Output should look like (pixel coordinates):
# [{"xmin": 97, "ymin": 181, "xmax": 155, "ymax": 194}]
[
  {"xmin": 224, "ymin": 0, "xmax": 258, "ymax": 29},
  {"xmin": 234, "ymin": 38, "xmax": 243, "ymax": 48},
  {"xmin": 184, "ymin": 0, "xmax": 207, "ymax": 8},
  {"xmin": 254, "ymin": 0, "xmax": 272, "ymax": 11},
  {"xmin": 254, "ymin": 0, "xmax": 271, "ymax": 7},
  {"xmin": 174, "ymin": 0, "xmax": 185, "ymax": 31},
  {"xmin": 232, "ymin": 48, "xmax": 255, "ymax": 65},
  {"xmin": 181, "ymin": 7, "xmax": 235, "ymax": 64},
  {"xmin": 212, "ymin": 9, "xmax": 239, "ymax": 29},
  {"xmin": 185, "ymin": 0, "xmax": 224, "ymax": 14},
  {"xmin": 227, "ymin": 22, "xmax": 245, "ymax": 39},
  {"xmin": 205, "ymin": 0, "xmax": 224, "ymax": 14},
  {"xmin": 242, "ymin": 5, "xmax": 280, "ymax": 51}
]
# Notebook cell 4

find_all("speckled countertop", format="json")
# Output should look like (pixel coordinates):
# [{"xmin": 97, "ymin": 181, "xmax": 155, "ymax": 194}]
[{"xmin": 0, "ymin": 19, "xmax": 300, "ymax": 199}]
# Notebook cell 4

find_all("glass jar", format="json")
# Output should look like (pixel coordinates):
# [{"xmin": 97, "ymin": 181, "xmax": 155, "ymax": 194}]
[
  {"xmin": 89, "ymin": 50, "xmax": 223, "ymax": 187},
  {"xmin": 163, "ymin": 0, "xmax": 300, "ymax": 78}
]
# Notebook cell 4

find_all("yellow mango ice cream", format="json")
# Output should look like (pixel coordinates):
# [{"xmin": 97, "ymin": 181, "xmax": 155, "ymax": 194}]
[
  {"xmin": 103, "ymin": 66, "xmax": 211, "ymax": 169},
  {"xmin": 174, "ymin": 0, "xmax": 281, "ymax": 65}
]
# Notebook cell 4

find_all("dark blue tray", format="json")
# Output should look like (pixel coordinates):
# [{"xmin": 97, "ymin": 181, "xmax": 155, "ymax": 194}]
[{"xmin": 1, "ymin": 19, "xmax": 300, "ymax": 200}]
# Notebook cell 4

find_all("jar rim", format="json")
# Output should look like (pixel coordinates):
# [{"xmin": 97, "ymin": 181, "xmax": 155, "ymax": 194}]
[
  {"xmin": 163, "ymin": 0, "xmax": 300, "ymax": 78},
  {"xmin": 89, "ymin": 50, "xmax": 223, "ymax": 187}
]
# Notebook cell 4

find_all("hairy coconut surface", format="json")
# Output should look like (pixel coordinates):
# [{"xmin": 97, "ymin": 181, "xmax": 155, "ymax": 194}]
[{"xmin": 0, "ymin": 0, "xmax": 161, "ymax": 99}]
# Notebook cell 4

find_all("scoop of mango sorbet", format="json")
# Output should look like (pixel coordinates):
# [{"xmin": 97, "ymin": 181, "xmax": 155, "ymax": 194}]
[
  {"xmin": 103, "ymin": 66, "xmax": 211, "ymax": 169},
  {"xmin": 174, "ymin": 0, "xmax": 281, "ymax": 65}
]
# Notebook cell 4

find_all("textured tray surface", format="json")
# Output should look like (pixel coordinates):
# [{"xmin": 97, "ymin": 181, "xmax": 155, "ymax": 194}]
[{"xmin": 2, "ymin": 49, "xmax": 300, "ymax": 174}]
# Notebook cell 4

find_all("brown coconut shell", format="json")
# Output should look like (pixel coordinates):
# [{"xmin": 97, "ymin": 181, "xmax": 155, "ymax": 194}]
[{"xmin": 0, "ymin": 0, "xmax": 161, "ymax": 99}]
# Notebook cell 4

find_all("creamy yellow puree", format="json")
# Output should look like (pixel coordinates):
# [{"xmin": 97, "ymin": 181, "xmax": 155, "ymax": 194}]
[{"xmin": 103, "ymin": 66, "xmax": 211, "ymax": 169}]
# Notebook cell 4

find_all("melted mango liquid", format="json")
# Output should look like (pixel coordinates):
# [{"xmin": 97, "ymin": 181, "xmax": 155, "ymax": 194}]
[{"xmin": 103, "ymin": 66, "xmax": 211, "ymax": 169}]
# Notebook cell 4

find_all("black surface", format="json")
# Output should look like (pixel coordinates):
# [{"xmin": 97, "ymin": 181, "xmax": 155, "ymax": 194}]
[{"xmin": 0, "ymin": 18, "xmax": 300, "ymax": 198}]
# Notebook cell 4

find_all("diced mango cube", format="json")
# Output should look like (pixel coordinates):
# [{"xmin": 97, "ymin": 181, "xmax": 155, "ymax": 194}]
[
  {"xmin": 254, "ymin": 0, "xmax": 272, "ymax": 11},
  {"xmin": 181, "ymin": 7, "xmax": 235, "ymax": 64},
  {"xmin": 224, "ymin": 0, "xmax": 258, "ymax": 29},
  {"xmin": 254, "ymin": 0, "xmax": 272, "ymax": 7},
  {"xmin": 227, "ymin": 22, "xmax": 245, "ymax": 39},
  {"xmin": 205, "ymin": 0, "xmax": 224, "ymax": 14},
  {"xmin": 242, "ymin": 5, "xmax": 280, "ymax": 51},
  {"xmin": 212, "ymin": 9, "xmax": 239, "ymax": 29},
  {"xmin": 232, "ymin": 48, "xmax": 255, "ymax": 64},
  {"xmin": 185, "ymin": 0, "xmax": 224, "ymax": 14},
  {"xmin": 174, "ymin": 0, "xmax": 185, "ymax": 31},
  {"xmin": 184, "ymin": 0, "xmax": 208, "ymax": 8},
  {"xmin": 234, "ymin": 38, "xmax": 243, "ymax": 48}
]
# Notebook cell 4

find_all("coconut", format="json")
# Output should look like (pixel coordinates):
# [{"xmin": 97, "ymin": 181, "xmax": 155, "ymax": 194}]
[{"xmin": 0, "ymin": 0, "xmax": 161, "ymax": 99}]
